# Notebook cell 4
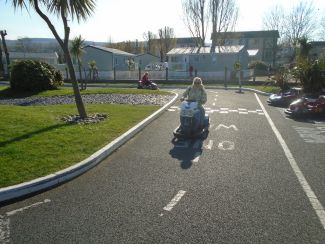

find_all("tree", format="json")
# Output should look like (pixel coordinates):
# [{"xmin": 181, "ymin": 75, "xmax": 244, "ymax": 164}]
[
  {"xmin": 263, "ymin": 5, "xmax": 285, "ymax": 44},
  {"xmin": 158, "ymin": 26, "xmax": 176, "ymax": 62},
  {"xmin": 143, "ymin": 31, "xmax": 157, "ymax": 54},
  {"xmin": 10, "ymin": 0, "xmax": 96, "ymax": 119},
  {"xmin": 210, "ymin": 0, "xmax": 239, "ymax": 52},
  {"xmin": 70, "ymin": 35, "xmax": 85, "ymax": 89},
  {"xmin": 283, "ymin": 1, "xmax": 316, "ymax": 47},
  {"xmin": 182, "ymin": 0, "xmax": 209, "ymax": 48},
  {"xmin": 320, "ymin": 14, "xmax": 325, "ymax": 40},
  {"xmin": 264, "ymin": 1, "xmax": 316, "ymax": 47},
  {"xmin": 297, "ymin": 37, "xmax": 312, "ymax": 59}
]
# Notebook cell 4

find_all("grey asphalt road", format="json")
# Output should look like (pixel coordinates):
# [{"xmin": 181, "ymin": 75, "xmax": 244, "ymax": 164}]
[{"xmin": 1, "ymin": 88, "xmax": 325, "ymax": 243}]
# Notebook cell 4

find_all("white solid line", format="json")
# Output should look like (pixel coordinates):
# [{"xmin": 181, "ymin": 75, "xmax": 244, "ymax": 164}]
[
  {"xmin": 255, "ymin": 93, "xmax": 325, "ymax": 230},
  {"xmin": 6, "ymin": 199, "xmax": 51, "ymax": 217},
  {"xmin": 163, "ymin": 190, "xmax": 186, "ymax": 211}
]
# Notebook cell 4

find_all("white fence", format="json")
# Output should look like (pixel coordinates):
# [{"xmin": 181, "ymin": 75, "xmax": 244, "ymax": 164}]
[{"xmin": 55, "ymin": 64, "xmax": 251, "ymax": 81}]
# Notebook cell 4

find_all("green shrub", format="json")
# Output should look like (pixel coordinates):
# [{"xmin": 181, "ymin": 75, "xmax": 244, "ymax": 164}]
[
  {"xmin": 292, "ymin": 57, "xmax": 325, "ymax": 94},
  {"xmin": 249, "ymin": 60, "xmax": 269, "ymax": 76},
  {"xmin": 10, "ymin": 60, "xmax": 63, "ymax": 91}
]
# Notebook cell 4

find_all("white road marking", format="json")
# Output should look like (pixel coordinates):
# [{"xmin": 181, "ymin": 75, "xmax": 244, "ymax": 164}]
[
  {"xmin": 163, "ymin": 190, "xmax": 186, "ymax": 211},
  {"xmin": 6, "ymin": 199, "xmax": 51, "ymax": 217},
  {"xmin": 218, "ymin": 141, "xmax": 235, "ymax": 150},
  {"xmin": 216, "ymin": 124, "xmax": 238, "ymax": 131},
  {"xmin": 204, "ymin": 140, "xmax": 213, "ymax": 150},
  {"xmin": 168, "ymin": 109, "xmax": 176, "ymax": 112},
  {"xmin": 255, "ymin": 93, "xmax": 325, "ymax": 230},
  {"xmin": 0, "ymin": 199, "xmax": 51, "ymax": 243}
]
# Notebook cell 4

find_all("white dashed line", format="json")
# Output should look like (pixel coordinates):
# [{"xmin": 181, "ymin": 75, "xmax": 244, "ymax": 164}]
[{"xmin": 163, "ymin": 190, "xmax": 186, "ymax": 211}]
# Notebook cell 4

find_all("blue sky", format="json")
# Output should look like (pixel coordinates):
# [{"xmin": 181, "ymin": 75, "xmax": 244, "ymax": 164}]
[{"xmin": 0, "ymin": 0, "xmax": 324, "ymax": 42}]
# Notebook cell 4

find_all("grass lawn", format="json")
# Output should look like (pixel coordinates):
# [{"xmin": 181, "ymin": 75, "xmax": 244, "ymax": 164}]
[
  {"xmin": 0, "ymin": 86, "xmax": 171, "ymax": 98},
  {"xmin": 0, "ymin": 103, "xmax": 160, "ymax": 187}
]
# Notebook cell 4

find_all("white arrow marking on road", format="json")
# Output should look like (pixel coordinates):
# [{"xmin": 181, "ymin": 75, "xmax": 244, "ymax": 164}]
[
  {"xmin": 215, "ymin": 124, "xmax": 238, "ymax": 131},
  {"xmin": 255, "ymin": 93, "xmax": 325, "ymax": 230},
  {"xmin": 163, "ymin": 190, "xmax": 186, "ymax": 211}
]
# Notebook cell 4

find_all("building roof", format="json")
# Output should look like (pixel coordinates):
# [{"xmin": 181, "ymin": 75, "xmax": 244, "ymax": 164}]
[
  {"xmin": 84, "ymin": 45, "xmax": 135, "ymax": 56},
  {"xmin": 310, "ymin": 41, "xmax": 325, "ymax": 47},
  {"xmin": 167, "ymin": 45, "xmax": 245, "ymax": 55},
  {"xmin": 9, "ymin": 52, "xmax": 58, "ymax": 59},
  {"xmin": 247, "ymin": 49, "xmax": 259, "ymax": 56},
  {"xmin": 135, "ymin": 53, "xmax": 160, "ymax": 58},
  {"xmin": 211, "ymin": 30, "xmax": 280, "ymax": 40}
]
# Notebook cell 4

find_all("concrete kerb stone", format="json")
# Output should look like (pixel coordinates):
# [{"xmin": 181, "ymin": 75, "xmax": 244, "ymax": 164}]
[{"xmin": 0, "ymin": 92, "xmax": 179, "ymax": 204}]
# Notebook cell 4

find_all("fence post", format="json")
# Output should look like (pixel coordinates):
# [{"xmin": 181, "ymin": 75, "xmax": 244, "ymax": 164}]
[
  {"xmin": 138, "ymin": 67, "xmax": 141, "ymax": 81},
  {"xmin": 114, "ymin": 67, "xmax": 116, "ymax": 81},
  {"xmin": 166, "ymin": 67, "xmax": 169, "ymax": 81}
]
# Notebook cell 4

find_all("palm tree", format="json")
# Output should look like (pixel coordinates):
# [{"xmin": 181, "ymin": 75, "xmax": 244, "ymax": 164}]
[
  {"xmin": 11, "ymin": 0, "xmax": 96, "ymax": 118},
  {"xmin": 71, "ymin": 35, "xmax": 85, "ymax": 89}
]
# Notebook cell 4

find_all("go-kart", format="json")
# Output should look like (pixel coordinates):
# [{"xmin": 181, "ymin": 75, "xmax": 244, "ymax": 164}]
[
  {"xmin": 284, "ymin": 95, "xmax": 325, "ymax": 117},
  {"xmin": 267, "ymin": 87, "xmax": 303, "ymax": 106},
  {"xmin": 173, "ymin": 100, "xmax": 209, "ymax": 139},
  {"xmin": 137, "ymin": 80, "xmax": 158, "ymax": 90}
]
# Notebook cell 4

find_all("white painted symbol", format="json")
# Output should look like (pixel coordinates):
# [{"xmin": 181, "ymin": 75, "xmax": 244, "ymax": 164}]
[
  {"xmin": 215, "ymin": 124, "xmax": 238, "ymax": 131},
  {"xmin": 218, "ymin": 141, "xmax": 235, "ymax": 150},
  {"xmin": 163, "ymin": 190, "xmax": 186, "ymax": 211},
  {"xmin": 204, "ymin": 140, "xmax": 213, "ymax": 150}
]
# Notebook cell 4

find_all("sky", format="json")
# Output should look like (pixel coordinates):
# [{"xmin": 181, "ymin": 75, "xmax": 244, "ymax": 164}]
[{"xmin": 0, "ymin": 0, "xmax": 324, "ymax": 43}]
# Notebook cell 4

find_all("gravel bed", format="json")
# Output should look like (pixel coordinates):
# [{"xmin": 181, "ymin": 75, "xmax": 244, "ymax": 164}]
[{"xmin": 0, "ymin": 94, "xmax": 174, "ymax": 106}]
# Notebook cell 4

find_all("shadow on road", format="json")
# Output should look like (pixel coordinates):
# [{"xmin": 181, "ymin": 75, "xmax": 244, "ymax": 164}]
[{"xmin": 169, "ymin": 134, "xmax": 208, "ymax": 169}]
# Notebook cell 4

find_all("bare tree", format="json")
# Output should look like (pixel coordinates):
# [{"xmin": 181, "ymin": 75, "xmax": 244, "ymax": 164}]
[
  {"xmin": 143, "ymin": 31, "xmax": 157, "ymax": 54},
  {"xmin": 283, "ymin": 1, "xmax": 316, "ymax": 47},
  {"xmin": 320, "ymin": 14, "xmax": 325, "ymax": 40},
  {"xmin": 210, "ymin": 0, "xmax": 239, "ymax": 52},
  {"xmin": 10, "ymin": 0, "xmax": 96, "ymax": 119},
  {"xmin": 263, "ymin": 5, "xmax": 285, "ymax": 44},
  {"xmin": 158, "ymin": 27, "xmax": 176, "ymax": 62},
  {"xmin": 182, "ymin": 0, "xmax": 209, "ymax": 48}
]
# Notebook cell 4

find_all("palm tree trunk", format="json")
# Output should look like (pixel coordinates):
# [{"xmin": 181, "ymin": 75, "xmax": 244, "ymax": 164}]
[{"xmin": 64, "ymin": 46, "xmax": 87, "ymax": 118}]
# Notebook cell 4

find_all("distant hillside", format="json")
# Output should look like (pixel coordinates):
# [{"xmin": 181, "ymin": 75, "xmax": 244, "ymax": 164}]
[{"xmin": 6, "ymin": 38, "xmax": 107, "ymax": 47}]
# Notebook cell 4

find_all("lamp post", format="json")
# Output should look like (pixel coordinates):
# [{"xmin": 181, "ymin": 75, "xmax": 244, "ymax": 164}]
[{"xmin": 0, "ymin": 30, "xmax": 10, "ymax": 77}]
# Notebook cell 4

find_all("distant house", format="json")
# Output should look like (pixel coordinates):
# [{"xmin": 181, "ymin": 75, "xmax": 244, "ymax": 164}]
[
  {"xmin": 1, "ymin": 51, "xmax": 59, "ymax": 74},
  {"xmin": 175, "ymin": 37, "xmax": 198, "ymax": 48},
  {"xmin": 309, "ymin": 41, "xmax": 325, "ymax": 60},
  {"xmin": 2, "ymin": 51, "xmax": 59, "ymax": 65},
  {"xmin": 134, "ymin": 53, "xmax": 160, "ymax": 70},
  {"xmin": 167, "ymin": 45, "xmax": 249, "ymax": 72},
  {"xmin": 81, "ymin": 45, "xmax": 135, "ymax": 71},
  {"xmin": 211, "ymin": 30, "xmax": 279, "ymax": 65}
]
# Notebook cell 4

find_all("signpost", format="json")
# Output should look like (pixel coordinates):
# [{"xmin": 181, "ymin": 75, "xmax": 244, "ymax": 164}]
[{"xmin": 234, "ymin": 61, "xmax": 242, "ymax": 93}]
